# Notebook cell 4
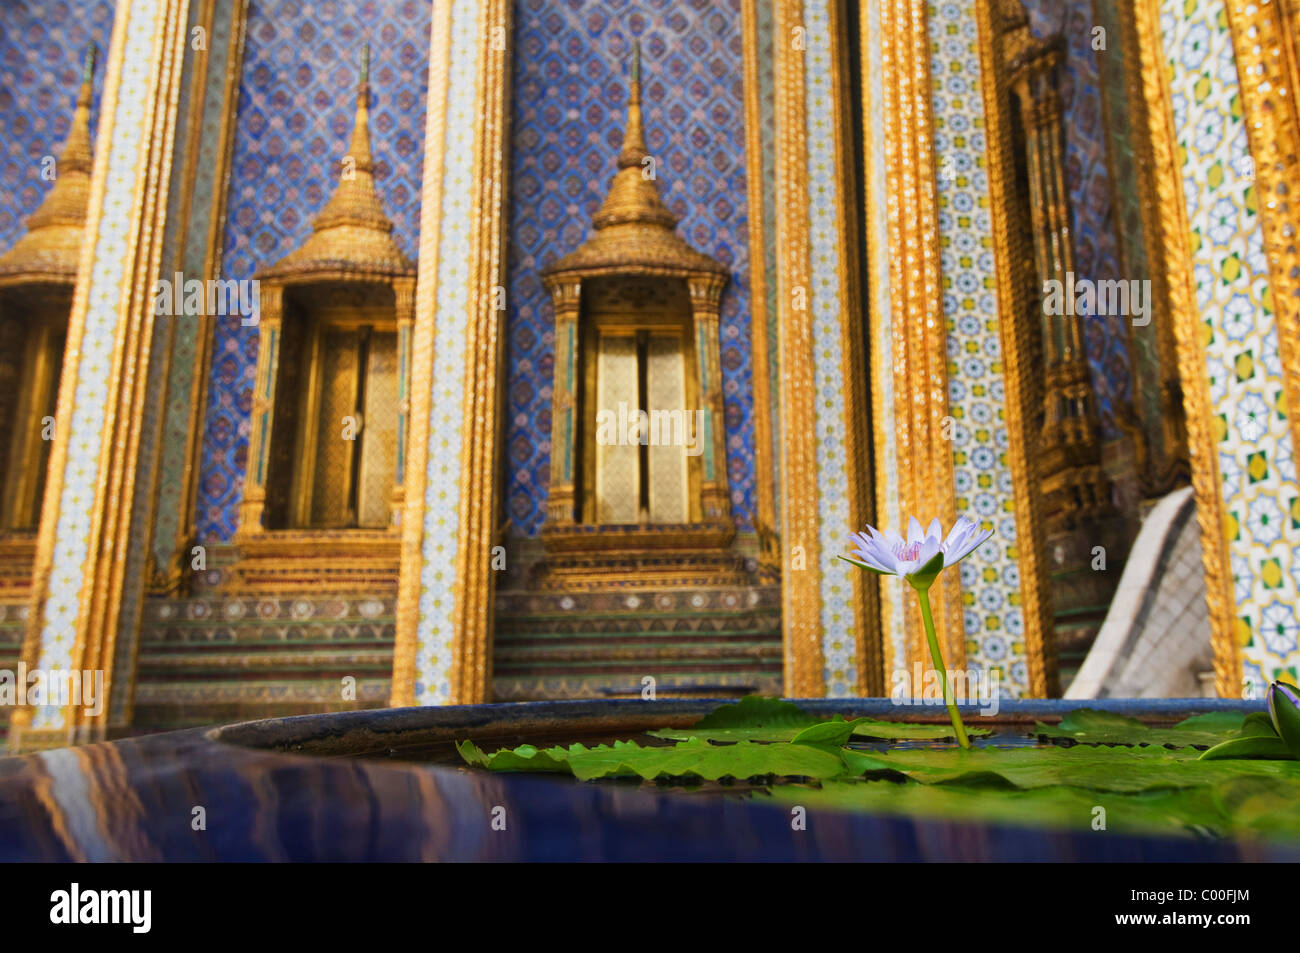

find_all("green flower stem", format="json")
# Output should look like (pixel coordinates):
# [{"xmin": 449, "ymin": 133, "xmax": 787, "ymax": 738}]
[{"xmin": 915, "ymin": 586, "xmax": 971, "ymax": 749}]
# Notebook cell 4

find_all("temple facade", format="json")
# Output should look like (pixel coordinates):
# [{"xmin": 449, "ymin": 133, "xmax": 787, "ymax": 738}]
[{"xmin": 1, "ymin": 0, "xmax": 1297, "ymax": 749}]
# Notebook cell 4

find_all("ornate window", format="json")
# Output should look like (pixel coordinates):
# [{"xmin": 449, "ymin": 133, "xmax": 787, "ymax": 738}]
[
  {"xmin": 233, "ymin": 50, "xmax": 415, "ymax": 589},
  {"xmin": 538, "ymin": 46, "xmax": 735, "ymax": 586},
  {"xmin": 0, "ymin": 49, "xmax": 95, "ymax": 589}
]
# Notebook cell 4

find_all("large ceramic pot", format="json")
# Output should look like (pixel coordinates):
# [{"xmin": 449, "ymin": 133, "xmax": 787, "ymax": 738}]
[{"xmin": 0, "ymin": 698, "xmax": 1290, "ymax": 861}]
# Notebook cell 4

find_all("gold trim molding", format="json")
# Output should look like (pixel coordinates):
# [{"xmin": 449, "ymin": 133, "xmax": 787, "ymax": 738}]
[
  {"xmin": 12, "ymin": 0, "xmax": 194, "ymax": 750},
  {"xmin": 976, "ymin": 0, "xmax": 1057, "ymax": 696},
  {"xmin": 1223, "ymin": 0, "xmax": 1300, "ymax": 472},
  {"xmin": 773, "ymin": 0, "xmax": 825, "ymax": 696},
  {"xmin": 1132, "ymin": 0, "xmax": 1239, "ymax": 696},
  {"xmin": 391, "ymin": 0, "xmax": 512, "ymax": 707}
]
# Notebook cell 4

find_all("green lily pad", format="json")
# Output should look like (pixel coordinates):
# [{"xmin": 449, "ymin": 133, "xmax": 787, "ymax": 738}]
[
  {"xmin": 1034, "ymin": 708, "xmax": 1249, "ymax": 748},
  {"xmin": 850, "ymin": 718, "xmax": 991, "ymax": 741},
  {"xmin": 770, "ymin": 776, "xmax": 1300, "ymax": 841},
  {"xmin": 457, "ymin": 736, "xmax": 859, "ymax": 782},
  {"xmin": 1199, "ymin": 735, "xmax": 1295, "ymax": 761},
  {"xmin": 843, "ymin": 744, "xmax": 1300, "ymax": 792},
  {"xmin": 649, "ymin": 696, "xmax": 990, "ymax": 743}
]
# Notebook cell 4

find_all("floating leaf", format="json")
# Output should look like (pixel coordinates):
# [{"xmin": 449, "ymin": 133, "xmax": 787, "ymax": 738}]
[
  {"xmin": 650, "ymin": 697, "xmax": 990, "ymax": 743},
  {"xmin": 458, "ymin": 736, "xmax": 857, "ymax": 782},
  {"xmin": 1034, "ymin": 708, "xmax": 1249, "ymax": 748},
  {"xmin": 852, "ymin": 745, "xmax": 1300, "ymax": 792},
  {"xmin": 790, "ymin": 718, "xmax": 864, "ymax": 747},
  {"xmin": 690, "ymin": 695, "xmax": 816, "ymax": 730},
  {"xmin": 850, "ymin": 718, "xmax": 991, "ymax": 741},
  {"xmin": 456, "ymin": 740, "xmax": 581, "ymax": 773},
  {"xmin": 771, "ymin": 777, "xmax": 1300, "ymax": 841},
  {"xmin": 1199, "ymin": 735, "xmax": 1295, "ymax": 761}
]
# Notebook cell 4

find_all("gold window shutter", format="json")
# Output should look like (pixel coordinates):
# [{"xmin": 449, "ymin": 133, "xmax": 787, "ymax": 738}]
[
  {"xmin": 594, "ymin": 331, "xmax": 640, "ymax": 523},
  {"xmin": 357, "ymin": 328, "xmax": 399, "ymax": 527},
  {"xmin": 646, "ymin": 331, "xmax": 688, "ymax": 523}
]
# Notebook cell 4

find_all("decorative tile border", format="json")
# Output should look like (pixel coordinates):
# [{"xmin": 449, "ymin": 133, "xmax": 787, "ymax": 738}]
[
  {"xmin": 409, "ymin": 0, "xmax": 481, "ymax": 706},
  {"xmin": 863, "ymin": 0, "xmax": 907, "ymax": 682},
  {"xmin": 803, "ymin": 0, "xmax": 859, "ymax": 697},
  {"xmin": 929, "ymin": 0, "xmax": 1029, "ymax": 696},
  {"xmin": 1159, "ymin": 0, "xmax": 1300, "ymax": 689},
  {"xmin": 32, "ymin": 0, "xmax": 164, "ymax": 730}
]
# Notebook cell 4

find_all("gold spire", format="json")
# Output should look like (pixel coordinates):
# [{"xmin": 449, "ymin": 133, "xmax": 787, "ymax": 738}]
[
  {"xmin": 261, "ymin": 44, "xmax": 413, "ymax": 279},
  {"xmin": 545, "ymin": 41, "xmax": 724, "ymax": 279},
  {"xmin": 591, "ymin": 39, "xmax": 677, "ymax": 232},
  {"xmin": 0, "ymin": 44, "xmax": 97, "ymax": 282}
]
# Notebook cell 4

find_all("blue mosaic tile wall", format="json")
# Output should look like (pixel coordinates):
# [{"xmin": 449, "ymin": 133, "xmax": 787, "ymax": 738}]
[
  {"xmin": 197, "ymin": 0, "xmax": 430, "ymax": 542},
  {"xmin": 505, "ymin": 0, "xmax": 755, "ymax": 535},
  {"xmin": 0, "ymin": 0, "xmax": 115, "ymax": 255},
  {"xmin": 1023, "ymin": 0, "xmax": 1130, "ymax": 439}
]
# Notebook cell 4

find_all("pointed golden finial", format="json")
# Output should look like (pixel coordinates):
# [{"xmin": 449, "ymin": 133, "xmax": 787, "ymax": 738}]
[
  {"xmin": 592, "ymin": 37, "xmax": 675, "ymax": 231},
  {"xmin": 542, "ymin": 37, "xmax": 728, "ymax": 284},
  {"xmin": 0, "ymin": 43, "xmax": 97, "ymax": 279},
  {"xmin": 618, "ymin": 38, "xmax": 648, "ymax": 169},
  {"xmin": 257, "ymin": 42, "xmax": 413, "ymax": 279},
  {"xmin": 57, "ymin": 43, "xmax": 96, "ymax": 177},
  {"xmin": 346, "ymin": 42, "xmax": 374, "ymax": 177},
  {"xmin": 311, "ymin": 43, "xmax": 385, "ymax": 230}
]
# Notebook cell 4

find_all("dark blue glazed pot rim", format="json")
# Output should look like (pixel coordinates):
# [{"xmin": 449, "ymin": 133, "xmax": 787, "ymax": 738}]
[{"xmin": 210, "ymin": 696, "xmax": 1266, "ymax": 758}]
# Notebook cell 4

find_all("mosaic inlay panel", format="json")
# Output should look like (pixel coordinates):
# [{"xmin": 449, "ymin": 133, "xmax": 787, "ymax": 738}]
[
  {"xmin": 412, "ymin": 0, "xmax": 481, "ymax": 706},
  {"xmin": 1160, "ymin": 0, "xmax": 1300, "ymax": 688},
  {"xmin": 33, "ymin": 0, "xmax": 155, "ymax": 731},
  {"xmin": 0, "ymin": 0, "xmax": 115, "ymax": 254},
  {"xmin": 505, "ymin": 0, "xmax": 755, "ymax": 536},
  {"xmin": 930, "ymin": 0, "xmax": 1028, "ymax": 697},
  {"xmin": 804, "ymin": 0, "xmax": 857, "ymax": 697},
  {"xmin": 1023, "ymin": 0, "xmax": 1129, "ymax": 439},
  {"xmin": 197, "ymin": 0, "xmax": 431, "ymax": 542}
]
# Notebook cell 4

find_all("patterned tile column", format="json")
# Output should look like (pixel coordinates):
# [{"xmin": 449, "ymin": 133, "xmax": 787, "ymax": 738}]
[
  {"xmin": 774, "ymin": 0, "xmax": 876, "ymax": 697},
  {"xmin": 10, "ymin": 0, "xmax": 195, "ymax": 751},
  {"xmin": 1137, "ymin": 0, "xmax": 1300, "ymax": 694},
  {"xmin": 864, "ymin": 0, "xmax": 1056, "ymax": 698},
  {"xmin": 390, "ymin": 0, "xmax": 511, "ymax": 706},
  {"xmin": 145, "ymin": 0, "xmax": 247, "ymax": 594}
]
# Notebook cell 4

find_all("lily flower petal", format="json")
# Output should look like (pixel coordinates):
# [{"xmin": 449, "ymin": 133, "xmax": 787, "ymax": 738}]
[{"xmin": 841, "ymin": 514, "xmax": 996, "ymax": 587}]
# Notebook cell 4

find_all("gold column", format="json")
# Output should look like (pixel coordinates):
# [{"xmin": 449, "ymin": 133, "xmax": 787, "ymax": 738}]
[
  {"xmin": 236, "ymin": 284, "xmax": 283, "ymax": 535},
  {"xmin": 1096, "ymin": 0, "xmax": 1190, "ymax": 495},
  {"xmin": 687, "ymin": 275, "xmax": 731, "ymax": 523},
  {"xmin": 391, "ymin": 0, "xmax": 512, "ymax": 706},
  {"xmin": 740, "ymin": 0, "xmax": 781, "ymax": 568},
  {"xmin": 773, "ymin": 0, "xmax": 824, "ymax": 696},
  {"xmin": 545, "ymin": 280, "xmax": 581, "ymax": 525},
  {"xmin": 442, "ymin": 0, "xmax": 512, "ymax": 704},
  {"xmin": 873, "ymin": 0, "xmax": 965, "ymax": 676},
  {"xmin": 392, "ymin": 276, "xmax": 415, "ymax": 523},
  {"xmin": 158, "ymin": 0, "xmax": 249, "ymax": 591},
  {"xmin": 10, "ymin": 0, "xmax": 195, "ymax": 750},
  {"xmin": 975, "ymin": 0, "xmax": 1055, "ymax": 696}
]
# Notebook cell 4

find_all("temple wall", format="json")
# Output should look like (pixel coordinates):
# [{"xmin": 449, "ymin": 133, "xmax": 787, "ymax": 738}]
[
  {"xmin": 1159, "ymin": 0, "xmax": 1300, "ymax": 689},
  {"xmin": 1023, "ymin": 0, "xmax": 1130, "ymax": 442},
  {"xmin": 196, "ymin": 0, "xmax": 431, "ymax": 543},
  {"xmin": 503, "ymin": 0, "xmax": 757, "ymax": 537},
  {"xmin": 0, "ymin": 1, "xmax": 115, "ymax": 255},
  {"xmin": 0, "ymin": 0, "xmax": 116, "ymax": 744},
  {"xmin": 927, "ymin": 0, "xmax": 1036, "ymax": 695}
]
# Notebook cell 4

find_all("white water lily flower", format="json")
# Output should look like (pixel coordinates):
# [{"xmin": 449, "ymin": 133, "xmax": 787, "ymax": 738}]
[
  {"xmin": 840, "ymin": 514, "xmax": 992, "ymax": 750},
  {"xmin": 841, "ymin": 515, "xmax": 993, "ymax": 590}
]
